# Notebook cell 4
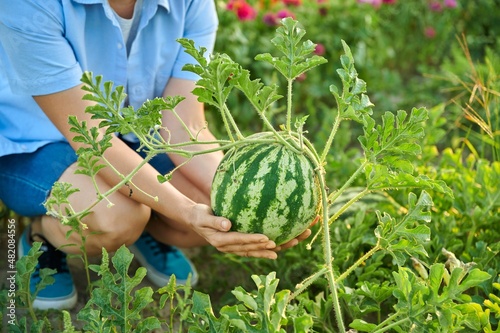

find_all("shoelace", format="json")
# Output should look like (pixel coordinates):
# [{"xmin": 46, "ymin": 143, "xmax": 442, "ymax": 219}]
[
  {"xmin": 30, "ymin": 232, "xmax": 70, "ymax": 278},
  {"xmin": 142, "ymin": 233, "xmax": 179, "ymax": 268}
]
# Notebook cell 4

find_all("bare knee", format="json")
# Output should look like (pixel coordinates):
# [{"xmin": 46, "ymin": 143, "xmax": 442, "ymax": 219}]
[{"xmin": 85, "ymin": 202, "xmax": 151, "ymax": 254}]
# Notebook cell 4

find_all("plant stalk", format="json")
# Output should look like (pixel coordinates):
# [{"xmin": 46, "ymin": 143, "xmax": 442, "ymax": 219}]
[
  {"xmin": 336, "ymin": 242, "xmax": 381, "ymax": 284},
  {"xmin": 286, "ymin": 78, "xmax": 293, "ymax": 133},
  {"xmin": 320, "ymin": 110, "xmax": 342, "ymax": 163},
  {"xmin": 328, "ymin": 188, "xmax": 369, "ymax": 225},
  {"xmin": 372, "ymin": 316, "xmax": 410, "ymax": 333},
  {"xmin": 318, "ymin": 168, "xmax": 346, "ymax": 332}
]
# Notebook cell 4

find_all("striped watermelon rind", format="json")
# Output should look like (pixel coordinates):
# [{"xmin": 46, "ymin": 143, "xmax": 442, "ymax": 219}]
[{"xmin": 210, "ymin": 133, "xmax": 322, "ymax": 245}]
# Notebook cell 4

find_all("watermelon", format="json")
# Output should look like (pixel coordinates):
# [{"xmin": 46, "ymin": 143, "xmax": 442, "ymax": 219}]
[{"xmin": 210, "ymin": 133, "xmax": 322, "ymax": 245}]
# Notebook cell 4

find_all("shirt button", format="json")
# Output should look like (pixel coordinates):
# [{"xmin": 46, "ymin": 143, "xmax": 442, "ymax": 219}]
[
  {"xmin": 117, "ymin": 43, "xmax": 123, "ymax": 49},
  {"xmin": 20, "ymin": 145, "xmax": 27, "ymax": 151}
]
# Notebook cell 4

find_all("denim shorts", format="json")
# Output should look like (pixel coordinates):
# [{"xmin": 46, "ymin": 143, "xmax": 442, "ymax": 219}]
[{"xmin": 0, "ymin": 138, "xmax": 175, "ymax": 216}]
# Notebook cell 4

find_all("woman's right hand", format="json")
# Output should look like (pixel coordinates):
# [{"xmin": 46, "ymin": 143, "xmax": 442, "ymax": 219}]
[{"xmin": 187, "ymin": 204, "xmax": 279, "ymax": 259}]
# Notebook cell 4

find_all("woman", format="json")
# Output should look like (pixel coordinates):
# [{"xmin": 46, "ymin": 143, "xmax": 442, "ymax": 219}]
[{"xmin": 0, "ymin": 0, "xmax": 311, "ymax": 310}]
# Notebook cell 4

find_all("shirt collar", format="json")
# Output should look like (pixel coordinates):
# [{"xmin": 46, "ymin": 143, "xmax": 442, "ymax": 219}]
[{"xmin": 71, "ymin": 0, "xmax": 170, "ymax": 12}]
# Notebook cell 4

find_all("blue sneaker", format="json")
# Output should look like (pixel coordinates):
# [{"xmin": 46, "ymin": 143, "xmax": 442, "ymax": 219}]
[
  {"xmin": 129, "ymin": 232, "xmax": 198, "ymax": 287},
  {"xmin": 18, "ymin": 226, "xmax": 77, "ymax": 310}
]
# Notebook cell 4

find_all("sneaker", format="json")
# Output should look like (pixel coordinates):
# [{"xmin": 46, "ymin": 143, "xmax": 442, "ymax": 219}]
[
  {"xmin": 18, "ymin": 226, "xmax": 77, "ymax": 310},
  {"xmin": 129, "ymin": 232, "xmax": 198, "ymax": 287}
]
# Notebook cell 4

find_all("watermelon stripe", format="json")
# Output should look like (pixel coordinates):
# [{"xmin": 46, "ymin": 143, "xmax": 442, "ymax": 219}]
[
  {"xmin": 256, "ymin": 147, "xmax": 284, "ymax": 237},
  {"xmin": 211, "ymin": 135, "xmax": 321, "ymax": 245},
  {"xmin": 231, "ymin": 144, "xmax": 277, "ymax": 233}
]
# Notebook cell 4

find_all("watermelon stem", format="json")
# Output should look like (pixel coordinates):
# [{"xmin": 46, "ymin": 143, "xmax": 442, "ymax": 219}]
[
  {"xmin": 221, "ymin": 103, "xmax": 244, "ymax": 141},
  {"xmin": 286, "ymin": 77, "xmax": 294, "ymax": 134},
  {"xmin": 336, "ymin": 242, "xmax": 382, "ymax": 284},
  {"xmin": 328, "ymin": 187, "xmax": 370, "ymax": 225},
  {"xmin": 316, "ymin": 165, "xmax": 346, "ymax": 332},
  {"xmin": 320, "ymin": 104, "xmax": 342, "ymax": 163},
  {"xmin": 289, "ymin": 266, "xmax": 329, "ymax": 301}
]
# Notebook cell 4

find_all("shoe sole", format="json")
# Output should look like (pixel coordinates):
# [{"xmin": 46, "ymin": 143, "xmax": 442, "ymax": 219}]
[
  {"xmin": 32, "ymin": 289, "xmax": 78, "ymax": 311},
  {"xmin": 128, "ymin": 245, "xmax": 199, "ymax": 287},
  {"xmin": 18, "ymin": 231, "xmax": 78, "ymax": 310}
]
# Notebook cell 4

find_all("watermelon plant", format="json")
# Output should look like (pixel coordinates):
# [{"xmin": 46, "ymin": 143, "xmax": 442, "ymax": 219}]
[{"xmin": 13, "ymin": 18, "xmax": 494, "ymax": 332}]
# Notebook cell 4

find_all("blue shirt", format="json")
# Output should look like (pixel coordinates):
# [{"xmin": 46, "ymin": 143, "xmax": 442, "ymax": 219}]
[{"xmin": 0, "ymin": 0, "xmax": 218, "ymax": 156}]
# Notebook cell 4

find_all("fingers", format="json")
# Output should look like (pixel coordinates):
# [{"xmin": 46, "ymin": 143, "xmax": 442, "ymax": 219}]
[
  {"xmin": 275, "ymin": 228, "xmax": 313, "ymax": 251},
  {"xmin": 211, "ymin": 231, "xmax": 274, "ymax": 250},
  {"xmin": 207, "ymin": 231, "xmax": 279, "ymax": 259},
  {"xmin": 230, "ymin": 250, "xmax": 278, "ymax": 260},
  {"xmin": 189, "ymin": 204, "xmax": 319, "ymax": 259}
]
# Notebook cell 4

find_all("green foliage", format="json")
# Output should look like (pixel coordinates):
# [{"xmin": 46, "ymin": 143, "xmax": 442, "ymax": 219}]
[
  {"xmin": 220, "ymin": 273, "xmax": 293, "ymax": 332},
  {"xmin": 11, "ymin": 242, "xmax": 55, "ymax": 332},
  {"xmin": 187, "ymin": 272, "xmax": 314, "ymax": 332},
  {"xmin": 349, "ymin": 262, "xmax": 492, "ymax": 332},
  {"xmin": 78, "ymin": 246, "xmax": 161, "ymax": 332},
  {"xmin": 375, "ymin": 191, "xmax": 432, "ymax": 266}
]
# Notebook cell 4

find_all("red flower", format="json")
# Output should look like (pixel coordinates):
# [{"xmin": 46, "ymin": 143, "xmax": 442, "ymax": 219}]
[
  {"xmin": 424, "ymin": 26, "xmax": 436, "ymax": 38},
  {"xmin": 276, "ymin": 9, "xmax": 296, "ymax": 19},
  {"xmin": 444, "ymin": 0, "xmax": 457, "ymax": 8},
  {"xmin": 314, "ymin": 43, "xmax": 325, "ymax": 56},
  {"xmin": 429, "ymin": 1, "xmax": 443, "ymax": 12},
  {"xmin": 283, "ymin": 0, "xmax": 302, "ymax": 6},
  {"xmin": 227, "ymin": 0, "xmax": 257, "ymax": 21},
  {"xmin": 263, "ymin": 12, "xmax": 278, "ymax": 26}
]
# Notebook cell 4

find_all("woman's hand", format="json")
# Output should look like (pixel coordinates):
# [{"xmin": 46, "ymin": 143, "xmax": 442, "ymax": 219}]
[
  {"xmin": 188, "ymin": 205, "xmax": 319, "ymax": 259},
  {"xmin": 189, "ymin": 204, "xmax": 280, "ymax": 259}
]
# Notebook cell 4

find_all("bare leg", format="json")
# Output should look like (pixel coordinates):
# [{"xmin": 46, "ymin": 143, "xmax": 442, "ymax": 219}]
[{"xmin": 40, "ymin": 162, "xmax": 151, "ymax": 256}]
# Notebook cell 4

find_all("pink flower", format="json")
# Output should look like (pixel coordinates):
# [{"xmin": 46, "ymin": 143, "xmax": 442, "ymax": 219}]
[
  {"xmin": 283, "ymin": 0, "xmax": 301, "ymax": 6},
  {"xmin": 296, "ymin": 73, "xmax": 307, "ymax": 81},
  {"xmin": 444, "ymin": 0, "xmax": 457, "ymax": 8},
  {"xmin": 424, "ymin": 26, "xmax": 436, "ymax": 38},
  {"xmin": 314, "ymin": 43, "xmax": 325, "ymax": 56},
  {"xmin": 429, "ymin": 1, "xmax": 442, "ymax": 12},
  {"xmin": 227, "ymin": 0, "xmax": 257, "ymax": 21},
  {"xmin": 358, "ymin": 0, "xmax": 381, "ymax": 8},
  {"xmin": 276, "ymin": 9, "xmax": 296, "ymax": 19},
  {"xmin": 262, "ymin": 12, "xmax": 278, "ymax": 26},
  {"xmin": 382, "ymin": 0, "xmax": 396, "ymax": 3}
]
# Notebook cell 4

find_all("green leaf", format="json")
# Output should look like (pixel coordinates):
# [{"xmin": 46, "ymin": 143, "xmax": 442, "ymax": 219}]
[
  {"xmin": 192, "ymin": 291, "xmax": 215, "ymax": 317},
  {"xmin": 360, "ymin": 109, "xmax": 429, "ymax": 178},
  {"xmin": 78, "ymin": 246, "xmax": 156, "ymax": 332},
  {"xmin": 454, "ymin": 303, "xmax": 487, "ymax": 331},
  {"xmin": 428, "ymin": 263, "xmax": 446, "ymax": 302},
  {"xmin": 135, "ymin": 317, "xmax": 162, "ymax": 333},
  {"xmin": 232, "ymin": 287, "xmax": 258, "ymax": 311},
  {"xmin": 376, "ymin": 191, "xmax": 433, "ymax": 264},
  {"xmin": 190, "ymin": 291, "xmax": 231, "ymax": 332},
  {"xmin": 255, "ymin": 18, "xmax": 327, "ymax": 80},
  {"xmin": 350, "ymin": 319, "xmax": 378, "ymax": 332},
  {"xmin": 458, "ymin": 268, "xmax": 492, "ymax": 292},
  {"xmin": 233, "ymin": 69, "xmax": 282, "ymax": 114}
]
